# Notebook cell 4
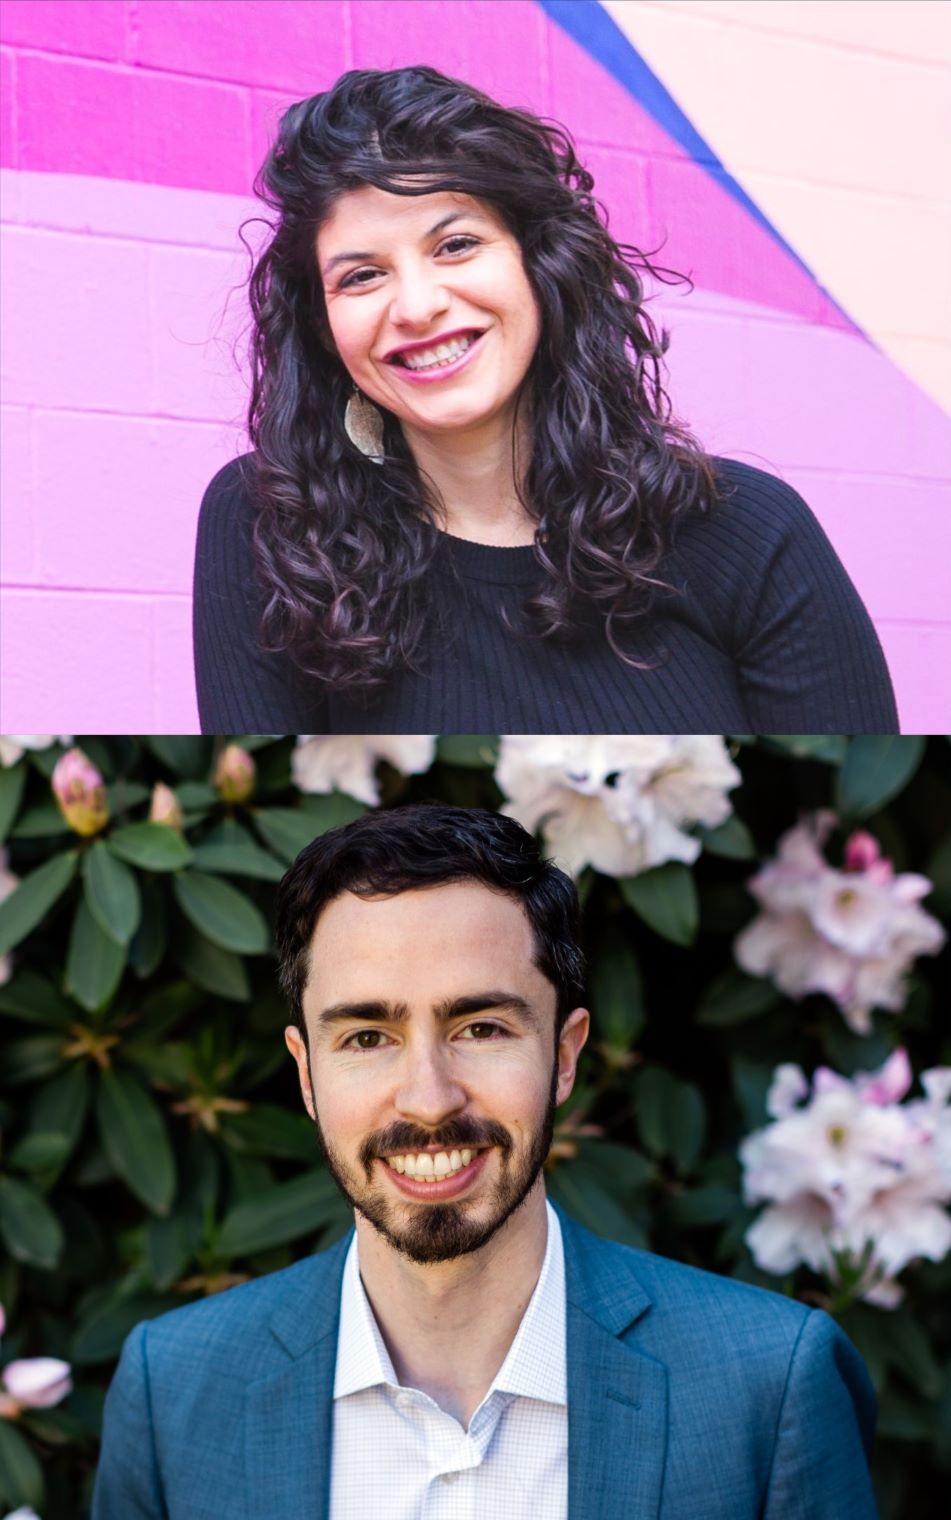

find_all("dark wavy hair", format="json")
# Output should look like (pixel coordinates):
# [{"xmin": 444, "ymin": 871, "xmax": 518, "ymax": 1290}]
[
  {"xmin": 246, "ymin": 65, "xmax": 719, "ymax": 690},
  {"xmin": 275, "ymin": 802, "xmax": 585, "ymax": 1046}
]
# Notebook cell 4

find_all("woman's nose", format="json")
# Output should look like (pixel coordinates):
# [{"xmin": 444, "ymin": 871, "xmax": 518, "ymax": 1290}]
[{"xmin": 388, "ymin": 266, "xmax": 451, "ymax": 329}]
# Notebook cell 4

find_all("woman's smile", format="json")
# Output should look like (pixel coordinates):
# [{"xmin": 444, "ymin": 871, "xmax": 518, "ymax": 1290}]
[{"xmin": 384, "ymin": 328, "xmax": 488, "ymax": 384}]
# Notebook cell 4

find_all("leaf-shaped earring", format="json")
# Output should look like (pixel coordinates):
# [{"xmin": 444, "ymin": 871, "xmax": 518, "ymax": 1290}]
[{"xmin": 344, "ymin": 387, "xmax": 385, "ymax": 464}]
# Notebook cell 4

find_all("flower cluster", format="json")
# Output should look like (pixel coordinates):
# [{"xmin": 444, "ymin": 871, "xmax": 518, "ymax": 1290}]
[
  {"xmin": 740, "ymin": 1050, "xmax": 951, "ymax": 1307},
  {"xmin": 735, "ymin": 813, "xmax": 945, "ymax": 1033},
  {"xmin": 494, "ymin": 735, "xmax": 741, "ymax": 877},
  {"xmin": 291, "ymin": 735, "xmax": 436, "ymax": 806},
  {"xmin": 0, "ymin": 1302, "xmax": 72, "ymax": 1421}
]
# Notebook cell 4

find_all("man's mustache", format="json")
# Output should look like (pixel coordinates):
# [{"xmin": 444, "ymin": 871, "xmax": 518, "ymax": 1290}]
[{"xmin": 359, "ymin": 1117, "xmax": 512, "ymax": 1170}]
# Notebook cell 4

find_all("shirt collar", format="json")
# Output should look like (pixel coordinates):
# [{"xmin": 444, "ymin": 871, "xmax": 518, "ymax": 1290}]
[{"xmin": 333, "ymin": 1198, "xmax": 566, "ymax": 1408}]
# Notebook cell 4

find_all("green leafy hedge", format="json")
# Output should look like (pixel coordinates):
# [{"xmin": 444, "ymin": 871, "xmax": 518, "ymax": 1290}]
[{"xmin": 0, "ymin": 735, "xmax": 948, "ymax": 1518}]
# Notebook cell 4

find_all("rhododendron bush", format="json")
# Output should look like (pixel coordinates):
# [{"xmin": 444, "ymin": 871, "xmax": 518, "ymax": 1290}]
[{"xmin": 0, "ymin": 734, "xmax": 948, "ymax": 1518}]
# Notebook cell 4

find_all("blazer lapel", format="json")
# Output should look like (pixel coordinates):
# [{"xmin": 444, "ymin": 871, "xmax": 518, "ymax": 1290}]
[
  {"xmin": 559, "ymin": 1208, "xmax": 669, "ymax": 1520},
  {"xmin": 242, "ymin": 1232, "xmax": 352, "ymax": 1520}
]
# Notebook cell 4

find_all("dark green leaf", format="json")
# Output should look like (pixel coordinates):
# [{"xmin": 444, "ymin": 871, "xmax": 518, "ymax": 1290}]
[
  {"xmin": 0, "ymin": 1174, "xmax": 64, "ymax": 1268},
  {"xmin": 836, "ymin": 736, "xmax": 926, "ymax": 819},
  {"xmin": 250, "ymin": 807, "xmax": 328, "ymax": 863},
  {"xmin": 128, "ymin": 980, "xmax": 204, "ymax": 1042},
  {"xmin": 695, "ymin": 970, "xmax": 780, "ymax": 1026},
  {"xmin": 71, "ymin": 1289, "xmax": 180, "ymax": 1364},
  {"xmin": 121, "ymin": 1040, "xmax": 194, "ymax": 1088},
  {"xmin": 0, "ymin": 1416, "xmax": 44, "ymax": 1509},
  {"xmin": 0, "ymin": 761, "xmax": 26, "ymax": 843},
  {"xmin": 174, "ymin": 781, "xmax": 218, "ymax": 811},
  {"xmin": 761, "ymin": 735, "xmax": 848, "ymax": 764},
  {"xmin": 107, "ymin": 822, "xmax": 192, "ymax": 872},
  {"xmin": 297, "ymin": 793, "xmax": 368, "ymax": 827},
  {"xmin": 696, "ymin": 814, "xmax": 756, "ymax": 860},
  {"xmin": 175, "ymin": 924, "xmax": 250, "ymax": 1001},
  {"xmin": 435, "ymin": 736, "xmax": 498, "ymax": 768},
  {"xmin": 82, "ymin": 839, "xmax": 141, "ymax": 945},
  {"xmin": 29, "ymin": 1060, "xmax": 91, "ymax": 1159},
  {"xmin": 144, "ymin": 736, "xmax": 211, "ymax": 779},
  {"xmin": 218, "ymin": 1167, "xmax": 341, "ymax": 1256},
  {"xmin": 0, "ymin": 968, "xmax": 74, "ymax": 1028},
  {"xmin": 7, "ymin": 1130, "xmax": 72, "ymax": 1173},
  {"xmin": 636, "ymin": 1067, "xmax": 707, "ymax": 1175},
  {"xmin": 591, "ymin": 935, "xmax": 645, "ymax": 1048},
  {"xmin": 65, "ymin": 895, "xmax": 127, "ymax": 1012},
  {"xmin": 219, "ymin": 1104, "xmax": 317, "ymax": 1163},
  {"xmin": 172, "ymin": 871, "xmax": 269, "ymax": 955},
  {"xmin": 0, "ymin": 1034, "xmax": 66, "ymax": 1086},
  {"xmin": 96, "ymin": 1066, "xmax": 176, "ymax": 1216},
  {"xmin": 190, "ymin": 820, "xmax": 286, "ymax": 881},
  {"xmin": 731, "ymin": 1057, "xmax": 775, "ymax": 1130},
  {"xmin": 620, "ymin": 863, "xmax": 699, "ymax": 946},
  {"xmin": 547, "ymin": 1165, "xmax": 646, "ymax": 1248},
  {"xmin": 665, "ymin": 1185, "xmax": 745, "ymax": 1228},
  {"xmin": 104, "ymin": 779, "xmax": 149, "ymax": 815},
  {"xmin": 128, "ymin": 871, "xmax": 167, "ymax": 977},
  {"xmin": 145, "ymin": 1213, "xmax": 191, "ymax": 1291},
  {"xmin": 10, "ymin": 799, "xmax": 71, "ymax": 838},
  {"xmin": 0, "ymin": 850, "xmax": 77, "ymax": 956}
]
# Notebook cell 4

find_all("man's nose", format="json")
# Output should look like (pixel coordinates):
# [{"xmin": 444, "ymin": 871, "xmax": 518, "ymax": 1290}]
[
  {"xmin": 393, "ymin": 1042, "xmax": 466, "ymax": 1127},
  {"xmin": 388, "ymin": 265, "xmax": 451, "ymax": 329}
]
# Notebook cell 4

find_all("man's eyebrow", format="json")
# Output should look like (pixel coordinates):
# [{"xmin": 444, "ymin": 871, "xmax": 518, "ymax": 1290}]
[
  {"xmin": 315, "ymin": 991, "xmax": 538, "ymax": 1028},
  {"xmin": 321, "ymin": 210, "xmax": 487, "ymax": 277}
]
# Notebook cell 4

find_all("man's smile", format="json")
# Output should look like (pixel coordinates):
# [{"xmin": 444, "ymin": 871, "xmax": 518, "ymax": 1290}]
[{"xmin": 378, "ymin": 1146, "xmax": 492, "ymax": 1200}]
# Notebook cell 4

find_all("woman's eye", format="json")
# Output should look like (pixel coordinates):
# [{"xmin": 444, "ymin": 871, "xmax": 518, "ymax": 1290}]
[
  {"xmin": 338, "ymin": 236, "xmax": 479, "ymax": 290},
  {"xmin": 439, "ymin": 235, "xmax": 479, "ymax": 256},
  {"xmin": 339, "ymin": 267, "xmax": 378, "ymax": 290}
]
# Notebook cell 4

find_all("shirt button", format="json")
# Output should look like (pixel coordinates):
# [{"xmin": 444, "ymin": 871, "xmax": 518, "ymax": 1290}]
[
  {"xmin": 395, "ymin": 1393, "xmax": 413, "ymax": 1412},
  {"xmin": 441, "ymin": 1472, "xmax": 460, "ymax": 1485}
]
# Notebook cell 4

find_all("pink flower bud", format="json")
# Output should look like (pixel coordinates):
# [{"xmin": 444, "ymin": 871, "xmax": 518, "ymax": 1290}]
[
  {"xmin": 2, "ymin": 1356, "xmax": 72, "ymax": 1409},
  {"xmin": 0, "ymin": 1302, "xmax": 5, "ymax": 1336},
  {"xmin": 856, "ymin": 1048, "xmax": 912, "ymax": 1106},
  {"xmin": 844, "ymin": 830, "xmax": 893, "ymax": 883},
  {"xmin": 51, "ymin": 748, "xmax": 109, "ymax": 837},
  {"xmin": 148, "ymin": 782, "xmax": 184, "ymax": 830},
  {"xmin": 213, "ymin": 744, "xmax": 255, "ymax": 804}
]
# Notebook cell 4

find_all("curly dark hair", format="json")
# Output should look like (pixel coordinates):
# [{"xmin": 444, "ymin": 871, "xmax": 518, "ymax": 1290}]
[
  {"xmin": 275, "ymin": 802, "xmax": 585, "ymax": 1045},
  {"xmin": 245, "ymin": 64, "xmax": 719, "ymax": 691}
]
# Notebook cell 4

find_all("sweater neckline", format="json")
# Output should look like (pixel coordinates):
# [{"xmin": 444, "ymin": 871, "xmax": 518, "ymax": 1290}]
[{"xmin": 438, "ymin": 529, "xmax": 539, "ymax": 586}]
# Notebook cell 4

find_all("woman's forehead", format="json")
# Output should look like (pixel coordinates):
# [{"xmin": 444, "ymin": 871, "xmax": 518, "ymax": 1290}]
[{"xmin": 316, "ymin": 185, "xmax": 499, "ymax": 250}]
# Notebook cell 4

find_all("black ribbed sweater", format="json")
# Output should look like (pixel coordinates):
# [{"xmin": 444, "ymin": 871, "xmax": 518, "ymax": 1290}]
[{"xmin": 192, "ymin": 455, "xmax": 898, "ymax": 734}]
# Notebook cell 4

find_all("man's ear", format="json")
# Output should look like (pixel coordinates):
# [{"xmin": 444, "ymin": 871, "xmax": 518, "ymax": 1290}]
[
  {"xmin": 284, "ymin": 1025, "xmax": 316, "ymax": 1121},
  {"xmin": 555, "ymin": 1007, "xmax": 589, "ymax": 1107}
]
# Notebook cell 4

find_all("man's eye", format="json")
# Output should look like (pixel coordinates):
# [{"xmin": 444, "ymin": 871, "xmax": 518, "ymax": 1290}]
[
  {"xmin": 461, "ymin": 1022, "xmax": 505, "ymax": 1041},
  {"xmin": 344, "ymin": 1029, "xmax": 387, "ymax": 1050}
]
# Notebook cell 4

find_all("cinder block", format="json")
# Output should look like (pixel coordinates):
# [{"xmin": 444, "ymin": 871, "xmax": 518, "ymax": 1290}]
[
  {"xmin": 133, "ymin": 0, "xmax": 347, "ymax": 95},
  {"xmin": 783, "ymin": 470, "xmax": 951, "ymax": 626},
  {"xmin": 0, "ymin": 0, "xmax": 124, "ymax": 61},
  {"xmin": 548, "ymin": 13, "xmax": 680, "ymax": 157},
  {"xmin": 153, "ymin": 596, "xmax": 200, "ymax": 731},
  {"xmin": 0, "ymin": 50, "xmax": 14, "ymax": 169},
  {"xmin": 351, "ymin": 0, "xmax": 549, "ymax": 116},
  {"xmin": 17, "ymin": 53, "xmax": 250, "ymax": 194},
  {"xmin": 0, "ymin": 590, "xmax": 156, "ymax": 731},
  {"xmin": 250, "ymin": 89, "xmax": 298, "ymax": 182},
  {"xmin": 33, "ymin": 411, "xmax": 243, "ymax": 593},
  {"xmin": 876, "ymin": 622, "xmax": 951, "ymax": 733},
  {"xmin": 0, "ymin": 405, "xmax": 34, "ymax": 581},
  {"xmin": 0, "ymin": 225, "xmax": 152, "ymax": 412},
  {"xmin": 149, "ymin": 243, "xmax": 250, "ymax": 421},
  {"xmin": 572, "ymin": 145, "xmax": 656, "ymax": 260}
]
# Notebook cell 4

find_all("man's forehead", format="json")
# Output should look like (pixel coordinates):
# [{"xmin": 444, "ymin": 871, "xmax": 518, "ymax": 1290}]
[{"xmin": 302, "ymin": 882, "xmax": 549, "ymax": 1008}]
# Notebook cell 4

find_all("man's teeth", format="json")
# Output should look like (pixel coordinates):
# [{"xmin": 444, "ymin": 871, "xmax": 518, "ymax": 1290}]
[
  {"xmin": 386, "ymin": 1148, "xmax": 475, "ymax": 1179},
  {"xmin": 398, "ymin": 333, "xmax": 478, "ymax": 371}
]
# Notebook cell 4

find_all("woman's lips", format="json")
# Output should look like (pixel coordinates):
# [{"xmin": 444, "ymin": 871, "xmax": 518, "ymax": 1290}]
[
  {"xmin": 385, "ymin": 329, "xmax": 486, "ymax": 385},
  {"xmin": 379, "ymin": 1147, "xmax": 490, "ymax": 1199}
]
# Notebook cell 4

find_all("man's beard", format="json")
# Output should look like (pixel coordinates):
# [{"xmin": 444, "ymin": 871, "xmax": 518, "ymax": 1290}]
[{"xmin": 308, "ymin": 1060, "xmax": 559, "ymax": 1265}]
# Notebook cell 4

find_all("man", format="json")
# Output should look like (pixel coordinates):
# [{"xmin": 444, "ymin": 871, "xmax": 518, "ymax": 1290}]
[{"xmin": 93, "ymin": 803, "xmax": 877, "ymax": 1518}]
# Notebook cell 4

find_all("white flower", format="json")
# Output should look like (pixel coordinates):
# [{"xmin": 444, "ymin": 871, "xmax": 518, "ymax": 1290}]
[
  {"xmin": 0, "ymin": 736, "xmax": 71, "ymax": 768},
  {"xmin": 1, "ymin": 1356, "xmax": 72, "ymax": 1415},
  {"xmin": 740, "ymin": 1051, "xmax": 951, "ymax": 1307},
  {"xmin": 735, "ymin": 814, "xmax": 945, "ymax": 1033},
  {"xmin": 0, "ymin": 850, "xmax": 19, "ymax": 986},
  {"xmin": 291, "ymin": 736, "xmax": 436, "ymax": 806},
  {"xmin": 494, "ymin": 735, "xmax": 740, "ymax": 877},
  {"xmin": 3, "ymin": 1509, "xmax": 43, "ymax": 1520}
]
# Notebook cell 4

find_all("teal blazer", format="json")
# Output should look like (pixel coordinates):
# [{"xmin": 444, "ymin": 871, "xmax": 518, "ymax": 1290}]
[{"xmin": 92, "ymin": 1204, "xmax": 877, "ymax": 1518}]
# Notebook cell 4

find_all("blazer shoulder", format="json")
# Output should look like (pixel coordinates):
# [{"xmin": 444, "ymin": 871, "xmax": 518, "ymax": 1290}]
[{"xmin": 138, "ymin": 1243, "xmax": 344, "ymax": 1376}]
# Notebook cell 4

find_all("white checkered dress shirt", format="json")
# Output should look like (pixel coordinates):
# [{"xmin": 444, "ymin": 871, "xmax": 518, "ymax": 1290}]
[{"xmin": 329, "ymin": 1200, "xmax": 568, "ymax": 1520}]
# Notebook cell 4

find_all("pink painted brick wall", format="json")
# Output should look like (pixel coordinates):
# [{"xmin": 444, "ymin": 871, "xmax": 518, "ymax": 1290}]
[{"xmin": 1, "ymin": 0, "xmax": 948, "ymax": 732}]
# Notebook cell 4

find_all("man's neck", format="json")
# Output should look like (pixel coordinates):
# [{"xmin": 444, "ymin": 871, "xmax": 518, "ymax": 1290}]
[{"xmin": 353, "ymin": 1182, "xmax": 550, "ymax": 1427}]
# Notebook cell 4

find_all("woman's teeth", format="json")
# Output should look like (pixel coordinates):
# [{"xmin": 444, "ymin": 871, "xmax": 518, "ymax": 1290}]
[
  {"xmin": 386, "ymin": 1148, "xmax": 475, "ymax": 1179},
  {"xmin": 396, "ymin": 333, "xmax": 478, "ymax": 371}
]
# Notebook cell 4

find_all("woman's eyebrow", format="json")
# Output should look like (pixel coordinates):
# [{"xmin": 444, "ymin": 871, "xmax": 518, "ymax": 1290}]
[{"xmin": 321, "ymin": 210, "xmax": 488, "ymax": 277}]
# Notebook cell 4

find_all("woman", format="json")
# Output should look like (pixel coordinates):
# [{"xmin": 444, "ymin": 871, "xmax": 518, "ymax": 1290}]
[{"xmin": 193, "ymin": 65, "xmax": 898, "ymax": 734}]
